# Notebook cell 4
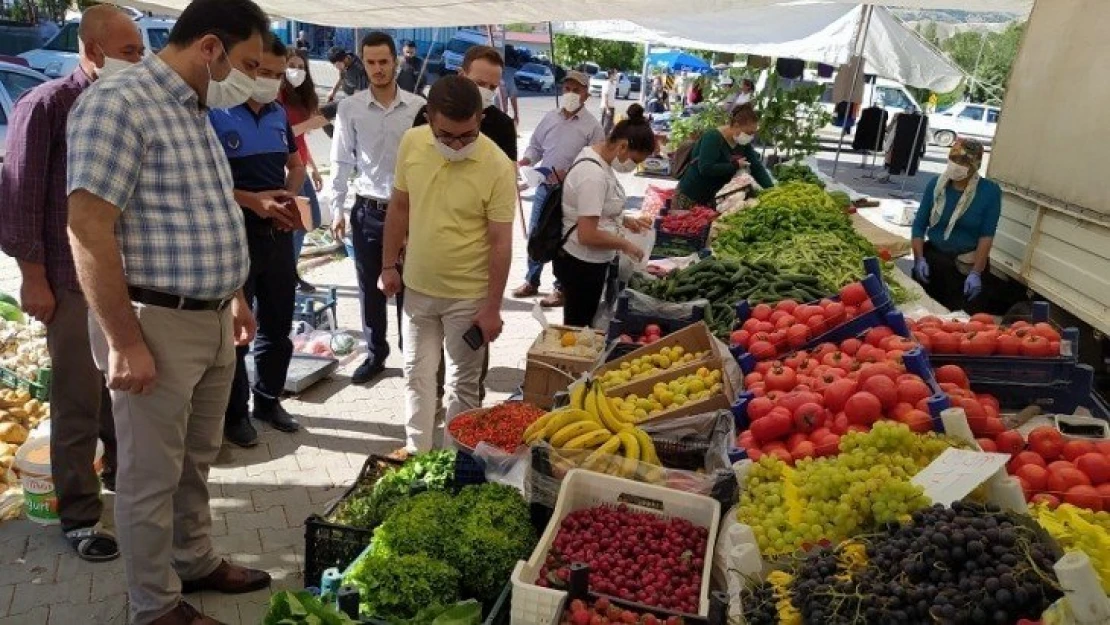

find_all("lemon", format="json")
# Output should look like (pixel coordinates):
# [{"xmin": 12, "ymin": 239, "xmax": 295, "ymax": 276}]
[
  {"xmin": 697, "ymin": 366, "xmax": 710, "ymax": 378},
  {"xmin": 688, "ymin": 379, "xmax": 706, "ymax": 393},
  {"xmin": 657, "ymin": 390, "xmax": 675, "ymax": 407},
  {"xmin": 673, "ymin": 394, "xmax": 688, "ymax": 406},
  {"xmin": 634, "ymin": 408, "xmax": 648, "ymax": 420},
  {"xmin": 672, "ymin": 345, "xmax": 685, "ymax": 357},
  {"xmin": 620, "ymin": 362, "xmax": 631, "ymax": 370},
  {"xmin": 561, "ymin": 333, "xmax": 577, "ymax": 347}
]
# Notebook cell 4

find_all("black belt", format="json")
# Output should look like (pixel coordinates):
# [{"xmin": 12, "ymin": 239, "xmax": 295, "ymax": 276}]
[
  {"xmin": 355, "ymin": 196, "xmax": 388, "ymax": 211},
  {"xmin": 128, "ymin": 286, "xmax": 232, "ymax": 312}
]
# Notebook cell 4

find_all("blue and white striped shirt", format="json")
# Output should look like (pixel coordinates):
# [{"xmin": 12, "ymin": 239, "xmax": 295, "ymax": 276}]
[{"xmin": 66, "ymin": 55, "xmax": 249, "ymax": 300}]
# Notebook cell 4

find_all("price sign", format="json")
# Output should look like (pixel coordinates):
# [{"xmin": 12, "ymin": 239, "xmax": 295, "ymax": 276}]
[{"xmin": 911, "ymin": 448, "xmax": 1010, "ymax": 506}]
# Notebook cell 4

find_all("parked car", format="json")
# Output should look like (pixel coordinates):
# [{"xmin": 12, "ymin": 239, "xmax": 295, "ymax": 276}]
[
  {"xmin": 442, "ymin": 30, "xmax": 488, "ymax": 74},
  {"xmin": 627, "ymin": 73, "xmax": 642, "ymax": 92},
  {"xmin": 588, "ymin": 71, "xmax": 632, "ymax": 100},
  {"xmin": 817, "ymin": 76, "xmax": 922, "ymax": 118},
  {"xmin": 19, "ymin": 15, "xmax": 174, "ymax": 78},
  {"xmin": 0, "ymin": 62, "xmax": 50, "ymax": 161},
  {"xmin": 514, "ymin": 62, "xmax": 555, "ymax": 92},
  {"xmin": 929, "ymin": 101, "xmax": 1001, "ymax": 147}
]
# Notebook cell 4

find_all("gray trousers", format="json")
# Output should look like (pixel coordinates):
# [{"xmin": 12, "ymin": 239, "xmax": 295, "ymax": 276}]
[{"xmin": 89, "ymin": 304, "xmax": 235, "ymax": 625}]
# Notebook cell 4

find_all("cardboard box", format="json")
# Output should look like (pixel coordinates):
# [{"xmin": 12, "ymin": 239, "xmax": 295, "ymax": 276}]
[
  {"xmin": 522, "ymin": 325, "xmax": 605, "ymax": 410},
  {"xmin": 604, "ymin": 354, "xmax": 739, "ymax": 424},
  {"xmin": 593, "ymin": 322, "xmax": 724, "ymax": 396}
]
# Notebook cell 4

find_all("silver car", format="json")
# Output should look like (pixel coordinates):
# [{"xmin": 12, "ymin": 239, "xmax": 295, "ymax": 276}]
[
  {"xmin": 19, "ymin": 16, "xmax": 174, "ymax": 78},
  {"xmin": 0, "ymin": 62, "xmax": 50, "ymax": 162}
]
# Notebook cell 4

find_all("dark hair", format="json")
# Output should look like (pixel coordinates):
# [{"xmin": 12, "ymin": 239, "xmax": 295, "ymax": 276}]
[
  {"xmin": 427, "ymin": 75, "xmax": 483, "ymax": 122},
  {"xmin": 730, "ymin": 103, "xmax": 760, "ymax": 126},
  {"xmin": 326, "ymin": 46, "xmax": 348, "ymax": 64},
  {"xmin": 462, "ymin": 45, "xmax": 504, "ymax": 71},
  {"xmin": 403, "ymin": 40, "xmax": 416, "ymax": 48},
  {"xmin": 266, "ymin": 34, "xmax": 286, "ymax": 58},
  {"xmin": 741, "ymin": 78, "xmax": 755, "ymax": 91},
  {"xmin": 167, "ymin": 0, "xmax": 269, "ymax": 49},
  {"xmin": 608, "ymin": 104, "xmax": 655, "ymax": 154},
  {"xmin": 360, "ymin": 31, "xmax": 397, "ymax": 59},
  {"xmin": 281, "ymin": 49, "xmax": 319, "ymax": 114}
]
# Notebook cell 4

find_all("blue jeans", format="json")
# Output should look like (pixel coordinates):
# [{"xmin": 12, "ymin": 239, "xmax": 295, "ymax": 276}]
[
  {"xmin": 350, "ymin": 199, "xmax": 390, "ymax": 366},
  {"xmin": 292, "ymin": 178, "xmax": 323, "ymax": 262},
  {"xmin": 524, "ymin": 184, "xmax": 561, "ymax": 289}
]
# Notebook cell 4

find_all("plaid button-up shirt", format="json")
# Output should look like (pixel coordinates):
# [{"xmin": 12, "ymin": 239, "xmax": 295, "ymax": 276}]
[
  {"xmin": 66, "ymin": 55, "xmax": 249, "ymax": 300},
  {"xmin": 0, "ymin": 66, "xmax": 92, "ymax": 292}
]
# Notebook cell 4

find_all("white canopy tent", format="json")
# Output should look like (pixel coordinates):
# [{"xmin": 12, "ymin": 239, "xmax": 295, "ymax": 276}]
[{"xmin": 125, "ymin": 0, "xmax": 1031, "ymax": 29}]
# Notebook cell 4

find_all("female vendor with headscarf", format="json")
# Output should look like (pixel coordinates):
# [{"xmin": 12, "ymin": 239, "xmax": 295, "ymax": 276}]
[{"xmin": 910, "ymin": 138, "xmax": 1002, "ymax": 313}]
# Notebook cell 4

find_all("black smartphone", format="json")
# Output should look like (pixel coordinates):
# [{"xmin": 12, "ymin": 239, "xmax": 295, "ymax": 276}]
[
  {"xmin": 463, "ymin": 325, "xmax": 484, "ymax": 350},
  {"xmin": 319, "ymin": 101, "xmax": 339, "ymax": 121}
]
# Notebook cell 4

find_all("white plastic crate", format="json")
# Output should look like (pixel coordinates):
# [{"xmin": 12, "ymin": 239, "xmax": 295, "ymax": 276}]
[{"xmin": 511, "ymin": 469, "xmax": 721, "ymax": 624}]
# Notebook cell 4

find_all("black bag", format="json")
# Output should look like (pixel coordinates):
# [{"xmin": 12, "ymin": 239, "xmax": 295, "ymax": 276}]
[
  {"xmin": 526, "ymin": 158, "xmax": 604, "ymax": 264},
  {"xmin": 670, "ymin": 136, "xmax": 699, "ymax": 180}
]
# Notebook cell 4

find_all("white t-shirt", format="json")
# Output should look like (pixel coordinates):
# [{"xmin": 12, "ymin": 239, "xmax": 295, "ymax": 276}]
[{"xmin": 561, "ymin": 147, "xmax": 627, "ymax": 264}]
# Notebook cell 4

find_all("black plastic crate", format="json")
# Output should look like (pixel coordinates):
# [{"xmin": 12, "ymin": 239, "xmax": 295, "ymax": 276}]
[
  {"xmin": 605, "ymin": 290, "xmax": 705, "ymax": 343},
  {"xmin": 334, "ymin": 562, "xmax": 511, "ymax": 625},
  {"xmin": 303, "ymin": 455, "xmax": 403, "ymax": 588},
  {"xmin": 294, "ymin": 287, "xmax": 339, "ymax": 331},
  {"xmin": 453, "ymin": 447, "xmax": 488, "ymax": 487},
  {"xmin": 968, "ymin": 362, "xmax": 1109, "ymax": 418}
]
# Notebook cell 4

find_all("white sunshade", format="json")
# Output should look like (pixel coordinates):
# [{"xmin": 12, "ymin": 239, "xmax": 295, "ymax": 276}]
[{"xmin": 126, "ymin": 0, "xmax": 1032, "ymax": 28}]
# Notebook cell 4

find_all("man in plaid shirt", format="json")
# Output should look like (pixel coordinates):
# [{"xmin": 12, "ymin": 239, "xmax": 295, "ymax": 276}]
[{"xmin": 66, "ymin": 1, "xmax": 275, "ymax": 623}]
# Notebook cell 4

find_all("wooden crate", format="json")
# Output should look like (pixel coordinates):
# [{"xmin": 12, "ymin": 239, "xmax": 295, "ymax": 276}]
[
  {"xmin": 593, "ymin": 322, "xmax": 722, "ymax": 396},
  {"xmin": 603, "ymin": 354, "xmax": 738, "ymax": 424},
  {"xmin": 522, "ymin": 326, "xmax": 605, "ymax": 410}
]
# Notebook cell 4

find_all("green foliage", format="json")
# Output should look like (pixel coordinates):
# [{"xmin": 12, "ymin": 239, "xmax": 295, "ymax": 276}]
[
  {"xmin": 329, "ymin": 450, "xmax": 455, "ymax": 529},
  {"xmin": 263, "ymin": 591, "xmax": 357, "ymax": 625},
  {"xmin": 343, "ymin": 553, "xmax": 461, "ymax": 622},
  {"xmin": 772, "ymin": 162, "xmax": 824, "ymax": 188},
  {"xmin": 753, "ymin": 73, "xmax": 831, "ymax": 162},
  {"xmin": 452, "ymin": 484, "xmax": 536, "ymax": 601},
  {"xmin": 553, "ymin": 34, "xmax": 643, "ymax": 72},
  {"xmin": 371, "ymin": 491, "xmax": 459, "ymax": 561},
  {"xmin": 942, "ymin": 21, "xmax": 1026, "ymax": 105}
]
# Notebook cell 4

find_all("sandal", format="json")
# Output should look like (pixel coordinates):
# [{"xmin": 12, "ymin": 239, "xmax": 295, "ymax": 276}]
[{"xmin": 65, "ymin": 524, "xmax": 120, "ymax": 562}]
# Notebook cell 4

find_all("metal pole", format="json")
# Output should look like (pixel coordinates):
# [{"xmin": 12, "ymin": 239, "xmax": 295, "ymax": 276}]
[
  {"xmin": 548, "ymin": 21, "xmax": 559, "ymax": 108},
  {"xmin": 414, "ymin": 28, "xmax": 439, "ymax": 94},
  {"xmin": 830, "ymin": 4, "xmax": 874, "ymax": 178},
  {"xmin": 968, "ymin": 29, "xmax": 989, "ymax": 100},
  {"xmin": 641, "ymin": 42, "xmax": 651, "ymax": 105}
]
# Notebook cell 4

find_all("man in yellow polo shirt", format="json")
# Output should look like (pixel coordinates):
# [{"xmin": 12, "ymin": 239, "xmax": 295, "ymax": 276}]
[{"xmin": 380, "ymin": 75, "xmax": 516, "ymax": 456}]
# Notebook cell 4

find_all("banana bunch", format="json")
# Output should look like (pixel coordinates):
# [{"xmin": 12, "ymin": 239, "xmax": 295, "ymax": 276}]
[{"xmin": 523, "ymin": 379, "xmax": 663, "ymax": 480}]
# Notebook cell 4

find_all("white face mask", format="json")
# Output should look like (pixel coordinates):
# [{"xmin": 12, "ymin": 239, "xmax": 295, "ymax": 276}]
[
  {"xmin": 611, "ymin": 157, "xmax": 637, "ymax": 174},
  {"xmin": 735, "ymin": 132, "xmax": 754, "ymax": 145},
  {"xmin": 205, "ymin": 49, "xmax": 255, "ymax": 109},
  {"xmin": 97, "ymin": 55, "xmax": 135, "ymax": 80},
  {"xmin": 945, "ymin": 161, "xmax": 971, "ymax": 180},
  {"xmin": 478, "ymin": 86, "xmax": 497, "ymax": 109},
  {"xmin": 285, "ymin": 67, "xmax": 307, "ymax": 88},
  {"xmin": 252, "ymin": 77, "xmax": 282, "ymax": 104},
  {"xmin": 562, "ymin": 92, "xmax": 581, "ymax": 113},
  {"xmin": 435, "ymin": 140, "xmax": 478, "ymax": 162}
]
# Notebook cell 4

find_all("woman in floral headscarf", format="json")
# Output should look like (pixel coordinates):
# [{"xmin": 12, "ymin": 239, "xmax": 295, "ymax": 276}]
[{"xmin": 910, "ymin": 138, "xmax": 1002, "ymax": 313}]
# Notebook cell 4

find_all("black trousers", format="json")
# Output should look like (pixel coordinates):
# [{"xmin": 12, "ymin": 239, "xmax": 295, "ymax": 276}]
[
  {"xmin": 553, "ymin": 252, "xmax": 611, "ymax": 328},
  {"xmin": 351, "ymin": 198, "xmax": 391, "ymax": 366},
  {"xmin": 919, "ymin": 241, "xmax": 996, "ymax": 315},
  {"xmin": 227, "ymin": 223, "xmax": 296, "ymax": 429}
]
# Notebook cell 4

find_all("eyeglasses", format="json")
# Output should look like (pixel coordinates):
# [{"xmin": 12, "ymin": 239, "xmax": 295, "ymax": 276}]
[{"xmin": 433, "ymin": 128, "xmax": 480, "ymax": 148}]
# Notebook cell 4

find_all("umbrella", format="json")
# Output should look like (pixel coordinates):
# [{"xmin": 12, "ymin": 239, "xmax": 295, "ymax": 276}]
[{"xmin": 647, "ymin": 50, "xmax": 711, "ymax": 72}]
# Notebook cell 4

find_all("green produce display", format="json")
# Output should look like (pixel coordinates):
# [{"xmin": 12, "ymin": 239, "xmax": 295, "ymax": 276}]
[
  {"xmin": 0, "ymin": 301, "xmax": 24, "ymax": 323},
  {"xmin": 329, "ymin": 450, "xmax": 455, "ymax": 529},
  {"xmin": 629, "ymin": 258, "xmax": 832, "ymax": 337},
  {"xmin": 712, "ymin": 182, "xmax": 848, "ymax": 248},
  {"xmin": 344, "ymin": 483, "xmax": 535, "ymax": 620},
  {"xmin": 771, "ymin": 162, "xmax": 824, "ymax": 188},
  {"xmin": 0, "ymin": 292, "xmax": 17, "ymax": 308},
  {"xmin": 264, "ymin": 591, "xmax": 357, "ymax": 625}
]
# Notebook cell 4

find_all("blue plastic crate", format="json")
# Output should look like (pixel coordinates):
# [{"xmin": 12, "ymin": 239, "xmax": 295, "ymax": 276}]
[
  {"xmin": 294, "ymin": 287, "xmax": 339, "ymax": 331},
  {"xmin": 966, "ymin": 362, "xmax": 1109, "ymax": 418},
  {"xmin": 605, "ymin": 291, "xmax": 706, "ymax": 342},
  {"xmin": 649, "ymin": 216, "xmax": 711, "ymax": 260}
]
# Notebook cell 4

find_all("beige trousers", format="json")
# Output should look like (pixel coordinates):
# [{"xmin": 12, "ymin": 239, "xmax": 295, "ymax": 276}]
[
  {"xmin": 89, "ymin": 304, "xmax": 235, "ymax": 625},
  {"xmin": 401, "ymin": 288, "xmax": 486, "ymax": 452}
]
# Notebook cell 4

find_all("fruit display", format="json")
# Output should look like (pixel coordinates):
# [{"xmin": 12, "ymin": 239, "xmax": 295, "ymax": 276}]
[
  {"xmin": 740, "ymin": 502, "xmax": 1064, "ymax": 625},
  {"xmin": 615, "ymin": 323, "xmax": 665, "ymax": 346},
  {"xmin": 999, "ymin": 424, "xmax": 1110, "ymax": 511},
  {"xmin": 658, "ymin": 206, "xmax": 718, "ymax": 237},
  {"xmin": 524, "ymin": 382, "xmax": 662, "ymax": 475},
  {"xmin": 608, "ymin": 368, "xmax": 724, "ymax": 422},
  {"xmin": 560, "ymin": 597, "xmax": 686, "ymax": 625},
  {"xmin": 628, "ymin": 258, "xmax": 831, "ymax": 338},
  {"xmin": 597, "ymin": 345, "xmax": 711, "ymax": 391},
  {"xmin": 908, "ymin": 314, "xmax": 1064, "ymax": 357},
  {"xmin": 737, "ymin": 422, "xmax": 967, "ymax": 555},
  {"xmin": 1030, "ymin": 502, "xmax": 1110, "ymax": 592},
  {"xmin": 0, "ymin": 317, "xmax": 50, "ymax": 381},
  {"xmin": 535, "ymin": 504, "xmax": 710, "ymax": 615},
  {"xmin": 447, "ymin": 401, "xmax": 546, "ymax": 452},
  {"xmin": 535, "ymin": 327, "xmax": 606, "ymax": 359},
  {"xmin": 729, "ymin": 281, "xmax": 876, "ymax": 360}
]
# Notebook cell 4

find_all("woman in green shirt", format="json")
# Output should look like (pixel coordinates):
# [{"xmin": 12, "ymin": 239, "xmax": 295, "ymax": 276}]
[{"xmin": 674, "ymin": 104, "xmax": 774, "ymax": 210}]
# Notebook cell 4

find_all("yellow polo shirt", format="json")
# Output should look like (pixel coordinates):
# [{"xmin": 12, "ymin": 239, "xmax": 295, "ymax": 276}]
[{"xmin": 394, "ymin": 125, "xmax": 517, "ymax": 300}]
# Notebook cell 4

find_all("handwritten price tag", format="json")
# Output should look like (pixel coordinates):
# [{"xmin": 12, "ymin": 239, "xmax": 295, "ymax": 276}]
[{"xmin": 911, "ymin": 448, "xmax": 1010, "ymax": 506}]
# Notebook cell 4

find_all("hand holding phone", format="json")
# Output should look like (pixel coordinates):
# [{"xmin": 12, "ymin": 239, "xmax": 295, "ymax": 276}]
[{"xmin": 463, "ymin": 325, "xmax": 484, "ymax": 350}]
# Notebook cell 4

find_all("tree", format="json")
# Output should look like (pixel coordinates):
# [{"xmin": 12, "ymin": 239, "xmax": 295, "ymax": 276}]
[
  {"xmin": 942, "ymin": 21, "xmax": 1025, "ymax": 104},
  {"xmin": 553, "ymin": 34, "xmax": 643, "ymax": 71}
]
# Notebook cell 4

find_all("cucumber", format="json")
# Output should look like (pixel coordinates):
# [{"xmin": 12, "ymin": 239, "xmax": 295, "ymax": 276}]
[{"xmin": 779, "ymin": 273, "xmax": 821, "ymax": 286}]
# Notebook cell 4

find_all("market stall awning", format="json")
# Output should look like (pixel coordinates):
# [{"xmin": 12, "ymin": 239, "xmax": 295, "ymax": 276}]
[
  {"xmin": 560, "ymin": 3, "xmax": 968, "ymax": 92},
  {"xmin": 646, "ymin": 50, "xmax": 712, "ymax": 73},
  {"xmin": 122, "ymin": 0, "xmax": 1031, "ymax": 29}
]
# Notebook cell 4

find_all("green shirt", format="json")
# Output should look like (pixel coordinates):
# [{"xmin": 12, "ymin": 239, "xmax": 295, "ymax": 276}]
[{"xmin": 677, "ymin": 128, "xmax": 774, "ymax": 205}]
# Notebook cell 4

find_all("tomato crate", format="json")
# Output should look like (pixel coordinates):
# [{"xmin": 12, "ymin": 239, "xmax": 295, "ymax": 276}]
[
  {"xmin": 294, "ymin": 287, "xmax": 339, "ymax": 331},
  {"xmin": 0, "ymin": 366, "xmax": 51, "ymax": 402},
  {"xmin": 512, "ymin": 469, "xmax": 721, "ymax": 624},
  {"xmin": 302, "ymin": 455, "xmax": 404, "ymax": 588},
  {"xmin": 966, "ymin": 362, "xmax": 1110, "ymax": 419}
]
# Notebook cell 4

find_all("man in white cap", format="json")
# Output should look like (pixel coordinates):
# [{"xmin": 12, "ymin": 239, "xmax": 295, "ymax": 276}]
[{"xmin": 513, "ymin": 70, "xmax": 603, "ymax": 308}]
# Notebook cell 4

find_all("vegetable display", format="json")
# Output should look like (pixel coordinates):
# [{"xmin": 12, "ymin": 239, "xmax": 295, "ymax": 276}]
[
  {"xmin": 770, "ymin": 162, "xmax": 823, "ymax": 188},
  {"xmin": 447, "ymin": 401, "xmax": 546, "ymax": 452},
  {"xmin": 908, "ymin": 314, "xmax": 1064, "ymax": 357},
  {"xmin": 1002, "ymin": 424, "xmax": 1110, "ymax": 510},
  {"xmin": 329, "ymin": 450, "xmax": 455, "ymax": 529},
  {"xmin": 1030, "ymin": 502, "xmax": 1110, "ymax": 592},
  {"xmin": 536, "ymin": 504, "xmax": 709, "ymax": 615},
  {"xmin": 0, "ymin": 317, "xmax": 50, "ymax": 382},
  {"xmin": 263, "ymin": 590, "xmax": 357, "ymax": 625},
  {"xmin": 658, "ymin": 206, "xmax": 717, "ymax": 237}
]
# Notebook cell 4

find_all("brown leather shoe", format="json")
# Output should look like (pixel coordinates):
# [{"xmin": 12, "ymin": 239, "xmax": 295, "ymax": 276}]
[
  {"xmin": 540, "ymin": 289, "xmax": 565, "ymax": 308},
  {"xmin": 150, "ymin": 600, "xmax": 225, "ymax": 625},
  {"xmin": 511, "ymin": 282, "xmax": 539, "ymax": 298},
  {"xmin": 181, "ymin": 560, "xmax": 271, "ymax": 595}
]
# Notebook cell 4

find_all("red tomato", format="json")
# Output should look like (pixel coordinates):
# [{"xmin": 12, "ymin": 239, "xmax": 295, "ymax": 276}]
[
  {"xmin": 977, "ymin": 438, "xmax": 998, "ymax": 452},
  {"xmin": 865, "ymin": 327, "xmax": 894, "ymax": 348},
  {"xmin": 738, "ymin": 431, "xmax": 755, "ymax": 448},
  {"xmin": 824, "ymin": 302, "xmax": 847, "ymax": 326},
  {"xmin": 767, "ymin": 448, "xmax": 793, "ymax": 464},
  {"xmin": 1096, "ymin": 440, "xmax": 1110, "ymax": 456},
  {"xmin": 959, "ymin": 332, "xmax": 998, "ymax": 356},
  {"xmin": 769, "ymin": 330, "xmax": 788, "ymax": 348},
  {"xmin": 773, "ymin": 314, "xmax": 796, "ymax": 331},
  {"xmin": 751, "ymin": 304, "xmax": 773, "ymax": 322},
  {"xmin": 750, "ymin": 411, "xmax": 794, "ymax": 444},
  {"xmin": 1075, "ymin": 453, "xmax": 1110, "ymax": 485},
  {"xmin": 929, "ymin": 331, "xmax": 959, "ymax": 354},
  {"xmin": 742, "ymin": 318, "xmax": 762, "ymax": 333},
  {"xmin": 994, "ymin": 430, "xmax": 1025, "ymax": 455},
  {"xmin": 1097, "ymin": 484, "xmax": 1110, "ymax": 509},
  {"xmin": 839, "ymin": 282, "xmax": 868, "ymax": 306},
  {"xmin": 1014, "ymin": 475, "xmax": 1033, "ymax": 499},
  {"xmin": 786, "ymin": 324, "xmax": 810, "ymax": 349},
  {"xmin": 1033, "ymin": 322, "xmax": 1061, "ymax": 342},
  {"xmin": 644, "ymin": 323, "xmax": 662, "ymax": 336},
  {"xmin": 844, "ymin": 392, "xmax": 883, "ymax": 425},
  {"xmin": 896, "ymin": 378, "xmax": 932, "ymax": 407},
  {"xmin": 1064, "ymin": 485, "xmax": 1102, "ymax": 511},
  {"xmin": 858, "ymin": 299, "xmax": 875, "ymax": 313},
  {"xmin": 1015, "ymin": 464, "xmax": 1049, "ymax": 491},
  {"xmin": 892, "ymin": 403, "xmax": 914, "ymax": 419},
  {"xmin": 793, "ymin": 402, "xmax": 826, "ymax": 434},
  {"xmin": 1028, "ymin": 426, "xmax": 1065, "ymax": 461},
  {"xmin": 786, "ymin": 432, "xmax": 809, "ymax": 450},
  {"xmin": 970, "ymin": 313, "xmax": 996, "ymax": 326},
  {"xmin": 1048, "ymin": 460, "xmax": 1077, "ymax": 473},
  {"xmin": 746, "ymin": 396, "xmax": 775, "ymax": 422},
  {"xmin": 1062, "ymin": 439, "xmax": 1097, "ymax": 462},
  {"xmin": 755, "ymin": 321, "xmax": 775, "ymax": 334},
  {"xmin": 979, "ymin": 417, "xmax": 1006, "ymax": 438},
  {"xmin": 806, "ymin": 315, "xmax": 827, "ymax": 336},
  {"xmin": 764, "ymin": 366, "xmax": 798, "ymax": 392},
  {"xmin": 838, "ymin": 338, "xmax": 861, "ymax": 356},
  {"xmin": 775, "ymin": 299, "xmax": 799, "ymax": 313},
  {"xmin": 812, "ymin": 433, "xmax": 841, "ymax": 457},
  {"xmin": 1031, "ymin": 493, "xmax": 1060, "ymax": 508},
  {"xmin": 790, "ymin": 441, "xmax": 816, "ymax": 461},
  {"xmin": 821, "ymin": 351, "xmax": 853, "ymax": 369},
  {"xmin": 1047, "ymin": 467, "xmax": 1091, "ymax": 494},
  {"xmin": 976, "ymin": 394, "xmax": 1001, "ymax": 413},
  {"xmin": 823, "ymin": 379, "xmax": 859, "ymax": 413},
  {"xmin": 861, "ymin": 376, "xmax": 898, "ymax": 411},
  {"xmin": 1020, "ymin": 335, "xmax": 1053, "ymax": 357},
  {"xmin": 912, "ymin": 331, "xmax": 933, "ymax": 352},
  {"xmin": 730, "ymin": 330, "xmax": 750, "ymax": 348},
  {"xmin": 902, "ymin": 409, "xmax": 933, "ymax": 433},
  {"xmin": 935, "ymin": 365, "xmax": 970, "ymax": 389},
  {"xmin": 744, "ymin": 371, "xmax": 764, "ymax": 385},
  {"xmin": 996, "ymin": 333, "xmax": 1022, "ymax": 356},
  {"xmin": 749, "ymin": 341, "xmax": 778, "ymax": 361}
]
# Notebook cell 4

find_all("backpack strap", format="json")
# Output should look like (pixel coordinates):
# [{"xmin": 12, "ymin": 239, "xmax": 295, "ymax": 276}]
[{"xmin": 558, "ymin": 158, "xmax": 607, "ymax": 246}]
